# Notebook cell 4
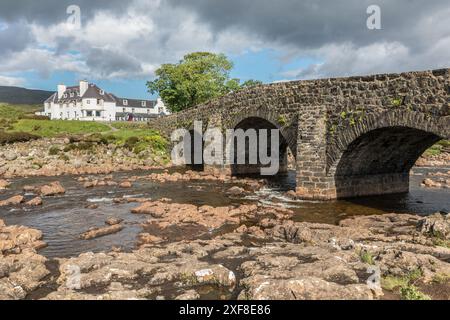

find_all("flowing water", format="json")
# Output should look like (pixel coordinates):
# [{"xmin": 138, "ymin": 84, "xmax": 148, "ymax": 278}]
[{"xmin": 0, "ymin": 167, "xmax": 448, "ymax": 258}]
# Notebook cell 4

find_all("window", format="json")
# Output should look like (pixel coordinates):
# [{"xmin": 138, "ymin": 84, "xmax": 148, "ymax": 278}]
[
  {"xmin": 86, "ymin": 111, "xmax": 93, "ymax": 117},
  {"xmin": 122, "ymin": 108, "xmax": 126, "ymax": 112},
  {"xmin": 100, "ymin": 90, "xmax": 104, "ymax": 95},
  {"xmin": 147, "ymin": 109, "xmax": 150, "ymax": 114},
  {"xmin": 141, "ymin": 101, "xmax": 146, "ymax": 107},
  {"xmin": 70, "ymin": 92, "xmax": 74, "ymax": 97},
  {"xmin": 158, "ymin": 107, "xmax": 164, "ymax": 113},
  {"xmin": 95, "ymin": 111, "xmax": 101, "ymax": 117},
  {"xmin": 86, "ymin": 100, "xmax": 90, "ymax": 104},
  {"xmin": 123, "ymin": 100, "xmax": 128, "ymax": 105},
  {"xmin": 132, "ymin": 108, "xmax": 135, "ymax": 113}
]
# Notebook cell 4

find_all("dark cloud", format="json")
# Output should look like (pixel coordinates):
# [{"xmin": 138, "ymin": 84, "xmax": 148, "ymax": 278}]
[
  {"xmin": 86, "ymin": 48, "xmax": 143, "ymax": 78},
  {"xmin": 0, "ymin": 0, "xmax": 128, "ymax": 24},
  {"xmin": 0, "ymin": 0, "xmax": 448, "ymax": 81},
  {"xmin": 0, "ymin": 21, "xmax": 35, "ymax": 55},
  {"xmin": 167, "ymin": 0, "xmax": 449, "ymax": 51}
]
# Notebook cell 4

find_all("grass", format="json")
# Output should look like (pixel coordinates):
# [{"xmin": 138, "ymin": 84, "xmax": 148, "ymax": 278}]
[
  {"xmin": 424, "ymin": 140, "xmax": 450, "ymax": 157},
  {"xmin": 400, "ymin": 285, "xmax": 431, "ymax": 300},
  {"xmin": 11, "ymin": 119, "xmax": 111, "ymax": 137},
  {"xmin": 107, "ymin": 129, "xmax": 168, "ymax": 155},
  {"xmin": 381, "ymin": 268, "xmax": 431, "ymax": 300},
  {"xmin": 0, "ymin": 103, "xmax": 169, "ymax": 162},
  {"xmin": 110, "ymin": 121, "xmax": 150, "ymax": 130},
  {"xmin": 360, "ymin": 250, "xmax": 375, "ymax": 265}
]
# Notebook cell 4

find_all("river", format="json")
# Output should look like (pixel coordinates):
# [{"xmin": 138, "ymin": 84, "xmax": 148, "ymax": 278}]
[{"xmin": 0, "ymin": 166, "xmax": 448, "ymax": 258}]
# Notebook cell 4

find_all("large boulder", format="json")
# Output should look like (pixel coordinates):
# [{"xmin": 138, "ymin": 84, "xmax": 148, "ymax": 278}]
[
  {"xmin": 0, "ymin": 195, "xmax": 24, "ymax": 207},
  {"xmin": 239, "ymin": 276, "xmax": 373, "ymax": 300},
  {"xmin": 0, "ymin": 179, "xmax": 10, "ymax": 190},
  {"xmin": 39, "ymin": 182, "xmax": 65, "ymax": 196}
]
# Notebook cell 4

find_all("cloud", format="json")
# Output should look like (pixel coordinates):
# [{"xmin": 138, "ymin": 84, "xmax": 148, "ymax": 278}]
[
  {"xmin": 0, "ymin": 0, "xmax": 448, "ymax": 84},
  {"xmin": 0, "ymin": 21, "xmax": 35, "ymax": 55},
  {"xmin": 168, "ymin": 0, "xmax": 450, "ymax": 79},
  {"xmin": 16, "ymin": 0, "xmax": 261, "ymax": 80},
  {"xmin": 0, "ymin": 75, "xmax": 25, "ymax": 86}
]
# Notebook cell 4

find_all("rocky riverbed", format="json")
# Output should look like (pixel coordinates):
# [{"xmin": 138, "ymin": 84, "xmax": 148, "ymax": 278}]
[
  {"xmin": 1, "ymin": 208, "xmax": 449, "ymax": 300},
  {"xmin": 416, "ymin": 151, "xmax": 450, "ymax": 168},
  {"xmin": 0, "ymin": 168, "xmax": 449, "ymax": 300},
  {"xmin": 0, "ymin": 141, "xmax": 449, "ymax": 300},
  {"xmin": 0, "ymin": 138, "xmax": 168, "ymax": 178}
]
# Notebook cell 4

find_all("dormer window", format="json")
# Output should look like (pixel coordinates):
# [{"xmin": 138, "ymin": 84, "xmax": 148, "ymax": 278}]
[
  {"xmin": 100, "ymin": 90, "xmax": 104, "ymax": 95},
  {"xmin": 141, "ymin": 101, "xmax": 146, "ymax": 107},
  {"xmin": 123, "ymin": 99, "xmax": 128, "ymax": 106}
]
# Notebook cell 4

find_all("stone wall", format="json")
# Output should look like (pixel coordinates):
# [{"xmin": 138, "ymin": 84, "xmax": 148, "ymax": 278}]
[{"xmin": 149, "ymin": 68, "xmax": 450, "ymax": 199}]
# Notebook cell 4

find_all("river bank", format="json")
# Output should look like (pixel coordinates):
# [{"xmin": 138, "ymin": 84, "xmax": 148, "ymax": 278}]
[
  {"xmin": 0, "ymin": 137, "xmax": 169, "ymax": 178},
  {"xmin": 0, "ymin": 167, "xmax": 449, "ymax": 300},
  {"xmin": 1, "ymin": 207, "xmax": 449, "ymax": 300},
  {"xmin": 0, "ymin": 135, "xmax": 449, "ymax": 300}
]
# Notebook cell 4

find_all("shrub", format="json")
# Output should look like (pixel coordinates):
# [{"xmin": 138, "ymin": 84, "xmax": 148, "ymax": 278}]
[
  {"xmin": 20, "ymin": 114, "xmax": 50, "ymax": 120},
  {"xmin": 400, "ymin": 285, "xmax": 431, "ymax": 300},
  {"xmin": 85, "ymin": 133, "xmax": 109, "ymax": 145},
  {"xmin": 48, "ymin": 146, "xmax": 60, "ymax": 156},
  {"xmin": 63, "ymin": 142, "xmax": 94, "ymax": 152},
  {"xmin": 360, "ymin": 250, "xmax": 375, "ymax": 265},
  {"xmin": 124, "ymin": 136, "xmax": 140, "ymax": 150},
  {"xmin": 0, "ymin": 131, "xmax": 40, "ymax": 145},
  {"xmin": 133, "ymin": 141, "xmax": 148, "ymax": 154},
  {"xmin": 58, "ymin": 154, "xmax": 70, "ymax": 162}
]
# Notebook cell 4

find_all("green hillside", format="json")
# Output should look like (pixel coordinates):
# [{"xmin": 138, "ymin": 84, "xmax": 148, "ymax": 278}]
[{"xmin": 0, "ymin": 86, "xmax": 53, "ymax": 105}]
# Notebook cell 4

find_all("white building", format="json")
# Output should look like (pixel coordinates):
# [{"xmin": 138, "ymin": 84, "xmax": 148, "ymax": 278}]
[{"xmin": 40, "ymin": 80, "xmax": 170, "ymax": 122}]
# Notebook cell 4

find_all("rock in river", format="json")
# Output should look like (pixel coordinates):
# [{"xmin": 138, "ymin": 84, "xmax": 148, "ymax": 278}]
[
  {"xmin": 0, "ymin": 195, "xmax": 24, "ymax": 207},
  {"xmin": 39, "ymin": 182, "xmax": 65, "ymax": 196},
  {"xmin": 80, "ymin": 224, "xmax": 124, "ymax": 240}
]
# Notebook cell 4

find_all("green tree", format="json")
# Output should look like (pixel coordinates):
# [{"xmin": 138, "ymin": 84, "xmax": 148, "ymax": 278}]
[{"xmin": 147, "ymin": 52, "xmax": 262, "ymax": 112}]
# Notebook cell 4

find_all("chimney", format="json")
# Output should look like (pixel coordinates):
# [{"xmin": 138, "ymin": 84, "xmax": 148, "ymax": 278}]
[
  {"xmin": 79, "ymin": 80, "xmax": 88, "ymax": 97},
  {"xmin": 57, "ymin": 84, "xmax": 66, "ymax": 99}
]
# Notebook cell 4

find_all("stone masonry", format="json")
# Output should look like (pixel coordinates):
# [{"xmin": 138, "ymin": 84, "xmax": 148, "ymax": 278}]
[{"xmin": 149, "ymin": 68, "xmax": 450, "ymax": 200}]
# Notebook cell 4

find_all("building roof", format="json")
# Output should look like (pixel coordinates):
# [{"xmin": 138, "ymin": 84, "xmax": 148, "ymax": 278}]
[
  {"xmin": 115, "ymin": 112, "xmax": 159, "ymax": 119},
  {"xmin": 47, "ymin": 82, "xmax": 158, "ymax": 108},
  {"xmin": 113, "ymin": 95, "xmax": 157, "ymax": 109},
  {"xmin": 44, "ymin": 92, "xmax": 58, "ymax": 103}
]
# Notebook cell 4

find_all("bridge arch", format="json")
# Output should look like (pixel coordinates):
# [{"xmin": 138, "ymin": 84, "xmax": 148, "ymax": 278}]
[
  {"xmin": 327, "ymin": 110, "xmax": 449, "ymax": 198},
  {"xmin": 227, "ymin": 115, "xmax": 295, "ymax": 177},
  {"xmin": 225, "ymin": 106, "xmax": 298, "ymax": 157}
]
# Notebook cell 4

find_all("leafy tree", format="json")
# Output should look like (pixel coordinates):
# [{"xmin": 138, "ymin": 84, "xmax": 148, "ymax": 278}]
[{"xmin": 147, "ymin": 52, "xmax": 262, "ymax": 112}]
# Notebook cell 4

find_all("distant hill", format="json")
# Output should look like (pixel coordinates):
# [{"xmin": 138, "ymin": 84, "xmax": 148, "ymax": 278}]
[{"xmin": 0, "ymin": 86, "xmax": 53, "ymax": 105}]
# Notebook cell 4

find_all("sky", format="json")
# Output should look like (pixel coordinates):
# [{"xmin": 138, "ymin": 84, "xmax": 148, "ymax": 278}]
[{"xmin": 0, "ymin": 0, "xmax": 448, "ymax": 99}]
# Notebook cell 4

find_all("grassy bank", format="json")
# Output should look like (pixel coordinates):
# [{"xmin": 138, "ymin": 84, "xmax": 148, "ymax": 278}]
[
  {"xmin": 424, "ymin": 140, "xmax": 450, "ymax": 157},
  {"xmin": 0, "ymin": 104, "xmax": 169, "ymax": 159},
  {"xmin": 11, "ymin": 119, "xmax": 111, "ymax": 137}
]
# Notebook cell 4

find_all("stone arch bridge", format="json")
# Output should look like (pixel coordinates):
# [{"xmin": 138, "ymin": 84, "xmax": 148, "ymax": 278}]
[{"xmin": 149, "ymin": 69, "xmax": 449, "ymax": 200}]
